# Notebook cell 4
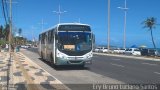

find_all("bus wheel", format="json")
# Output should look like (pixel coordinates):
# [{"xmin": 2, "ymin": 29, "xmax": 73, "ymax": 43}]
[
  {"xmin": 50, "ymin": 53, "xmax": 53, "ymax": 60},
  {"xmin": 50, "ymin": 53, "xmax": 54, "ymax": 65},
  {"xmin": 54, "ymin": 64, "xmax": 60, "ymax": 69},
  {"xmin": 79, "ymin": 64, "xmax": 85, "ymax": 68}
]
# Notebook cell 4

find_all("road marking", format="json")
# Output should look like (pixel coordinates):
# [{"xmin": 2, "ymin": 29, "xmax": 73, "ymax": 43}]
[
  {"xmin": 154, "ymin": 72, "xmax": 160, "ymax": 75},
  {"xmin": 142, "ymin": 63, "xmax": 157, "ymax": 66},
  {"xmin": 110, "ymin": 63, "xmax": 124, "ymax": 67},
  {"xmin": 112, "ymin": 58, "xmax": 121, "ymax": 61}
]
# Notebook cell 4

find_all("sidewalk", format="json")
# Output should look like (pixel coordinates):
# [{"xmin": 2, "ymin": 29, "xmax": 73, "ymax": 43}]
[{"xmin": 0, "ymin": 52, "xmax": 69, "ymax": 90}]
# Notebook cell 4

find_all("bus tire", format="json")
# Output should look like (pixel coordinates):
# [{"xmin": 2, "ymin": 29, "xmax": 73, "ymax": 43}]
[
  {"xmin": 50, "ymin": 53, "xmax": 54, "ymax": 65},
  {"xmin": 54, "ymin": 65, "xmax": 58, "ymax": 68},
  {"xmin": 50, "ymin": 53, "xmax": 53, "ymax": 61},
  {"xmin": 79, "ymin": 64, "xmax": 85, "ymax": 68}
]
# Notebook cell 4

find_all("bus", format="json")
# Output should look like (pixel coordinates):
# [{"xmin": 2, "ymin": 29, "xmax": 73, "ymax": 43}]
[{"xmin": 38, "ymin": 23, "xmax": 95, "ymax": 67}]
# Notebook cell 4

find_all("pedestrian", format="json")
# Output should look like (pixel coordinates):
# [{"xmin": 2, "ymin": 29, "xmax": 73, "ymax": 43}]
[
  {"xmin": 0, "ymin": 45, "xmax": 1, "ymax": 52},
  {"xmin": 5, "ymin": 44, "xmax": 9, "ymax": 51}
]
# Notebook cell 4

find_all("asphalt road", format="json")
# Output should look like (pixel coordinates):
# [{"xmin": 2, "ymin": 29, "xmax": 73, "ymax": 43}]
[
  {"xmin": 90, "ymin": 54, "xmax": 160, "ymax": 84},
  {"xmin": 21, "ymin": 47, "xmax": 160, "ymax": 89}
]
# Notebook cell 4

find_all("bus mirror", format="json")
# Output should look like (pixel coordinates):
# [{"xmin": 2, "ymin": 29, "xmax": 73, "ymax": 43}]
[{"xmin": 93, "ymin": 34, "xmax": 95, "ymax": 43}]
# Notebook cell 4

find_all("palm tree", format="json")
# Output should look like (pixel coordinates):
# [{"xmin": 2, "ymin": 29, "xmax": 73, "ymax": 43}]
[
  {"xmin": 142, "ymin": 17, "xmax": 157, "ymax": 49},
  {"xmin": 0, "ymin": 25, "xmax": 3, "ymax": 38},
  {"xmin": 18, "ymin": 28, "xmax": 22, "ymax": 36}
]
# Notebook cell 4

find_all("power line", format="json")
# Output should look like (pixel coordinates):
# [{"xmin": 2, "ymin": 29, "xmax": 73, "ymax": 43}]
[
  {"xmin": 1, "ymin": 0, "xmax": 8, "ymax": 24},
  {"xmin": 4, "ymin": 0, "xmax": 9, "ymax": 19}
]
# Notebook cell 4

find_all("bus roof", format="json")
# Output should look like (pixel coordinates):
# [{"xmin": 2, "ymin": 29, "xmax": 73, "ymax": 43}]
[
  {"xmin": 57, "ymin": 23, "xmax": 90, "ymax": 26},
  {"xmin": 41, "ymin": 23, "xmax": 91, "ymax": 34}
]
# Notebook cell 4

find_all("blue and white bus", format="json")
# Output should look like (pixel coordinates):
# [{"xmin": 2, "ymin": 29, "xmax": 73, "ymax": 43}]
[{"xmin": 38, "ymin": 23, "xmax": 94, "ymax": 67}]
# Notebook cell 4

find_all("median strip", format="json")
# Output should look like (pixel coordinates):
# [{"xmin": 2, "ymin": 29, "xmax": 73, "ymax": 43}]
[{"xmin": 94, "ymin": 52, "xmax": 160, "ymax": 61}]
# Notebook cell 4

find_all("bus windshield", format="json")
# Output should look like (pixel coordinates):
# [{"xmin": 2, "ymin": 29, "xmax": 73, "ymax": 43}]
[{"xmin": 58, "ymin": 32, "xmax": 92, "ymax": 56}]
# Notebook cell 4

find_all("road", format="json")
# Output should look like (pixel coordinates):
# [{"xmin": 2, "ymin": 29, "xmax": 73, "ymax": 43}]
[
  {"xmin": 21, "ymin": 47, "xmax": 160, "ymax": 89},
  {"xmin": 91, "ymin": 54, "xmax": 160, "ymax": 84}
]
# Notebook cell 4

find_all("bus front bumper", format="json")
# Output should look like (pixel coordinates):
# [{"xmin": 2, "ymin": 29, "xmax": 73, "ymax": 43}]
[{"xmin": 55, "ymin": 57, "xmax": 92, "ymax": 65}]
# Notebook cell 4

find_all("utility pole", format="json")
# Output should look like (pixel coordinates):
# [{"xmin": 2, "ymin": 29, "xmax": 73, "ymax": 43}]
[
  {"xmin": 107, "ymin": 0, "xmax": 110, "ymax": 50},
  {"xmin": 53, "ymin": 5, "xmax": 67, "ymax": 24},
  {"xmin": 7, "ymin": 0, "xmax": 17, "ymax": 53},
  {"xmin": 9, "ymin": 0, "xmax": 12, "ymax": 53},
  {"xmin": 31, "ymin": 26, "xmax": 36, "ymax": 42},
  {"xmin": 118, "ymin": 0, "xmax": 128, "ymax": 49}
]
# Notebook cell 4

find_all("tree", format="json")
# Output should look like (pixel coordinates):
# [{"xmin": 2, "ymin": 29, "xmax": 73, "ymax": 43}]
[
  {"xmin": 0, "ymin": 25, "xmax": 3, "ymax": 38},
  {"xmin": 142, "ymin": 17, "xmax": 157, "ymax": 49},
  {"xmin": 18, "ymin": 28, "xmax": 22, "ymax": 36}
]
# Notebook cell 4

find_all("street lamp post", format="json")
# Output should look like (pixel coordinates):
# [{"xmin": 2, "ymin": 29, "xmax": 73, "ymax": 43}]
[
  {"xmin": 108, "ymin": 0, "xmax": 110, "ymax": 50},
  {"xmin": 31, "ymin": 26, "xmax": 37, "ymax": 44},
  {"xmin": 39, "ymin": 19, "xmax": 47, "ymax": 33},
  {"xmin": 53, "ymin": 5, "xmax": 67, "ymax": 24},
  {"xmin": 118, "ymin": 0, "xmax": 128, "ymax": 49}
]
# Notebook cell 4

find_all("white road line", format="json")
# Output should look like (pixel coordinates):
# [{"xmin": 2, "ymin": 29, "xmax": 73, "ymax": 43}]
[
  {"xmin": 110, "ymin": 63, "xmax": 125, "ymax": 67},
  {"xmin": 142, "ymin": 63, "xmax": 157, "ymax": 66},
  {"xmin": 112, "ymin": 58, "xmax": 121, "ymax": 61},
  {"xmin": 154, "ymin": 72, "xmax": 160, "ymax": 75}
]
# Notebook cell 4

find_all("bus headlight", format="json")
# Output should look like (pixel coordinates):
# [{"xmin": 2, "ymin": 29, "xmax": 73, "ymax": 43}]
[
  {"xmin": 86, "ymin": 52, "xmax": 92, "ymax": 59},
  {"xmin": 57, "ymin": 52, "xmax": 68, "ymax": 59}
]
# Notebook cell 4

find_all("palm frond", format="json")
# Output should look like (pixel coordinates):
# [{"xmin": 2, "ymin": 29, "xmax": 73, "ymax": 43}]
[{"xmin": 142, "ymin": 17, "xmax": 157, "ymax": 30}]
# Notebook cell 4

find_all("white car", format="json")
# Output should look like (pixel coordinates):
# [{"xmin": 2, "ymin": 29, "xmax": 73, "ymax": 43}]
[
  {"xmin": 101, "ymin": 47, "xmax": 108, "ymax": 53},
  {"xmin": 94, "ymin": 47, "xmax": 101, "ymax": 52},
  {"xmin": 125, "ymin": 48, "xmax": 141, "ymax": 55},
  {"xmin": 155, "ymin": 49, "xmax": 160, "ymax": 56},
  {"xmin": 119, "ymin": 48, "xmax": 126, "ymax": 54},
  {"xmin": 113, "ymin": 48, "xmax": 120, "ymax": 53},
  {"xmin": 21, "ymin": 45, "xmax": 31, "ymax": 48}
]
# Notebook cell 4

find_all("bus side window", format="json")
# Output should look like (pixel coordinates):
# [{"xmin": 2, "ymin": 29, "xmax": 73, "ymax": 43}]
[
  {"xmin": 42, "ymin": 33, "xmax": 45, "ymax": 44},
  {"xmin": 55, "ymin": 34, "xmax": 58, "ymax": 40},
  {"xmin": 51, "ymin": 32, "xmax": 54, "ymax": 43}
]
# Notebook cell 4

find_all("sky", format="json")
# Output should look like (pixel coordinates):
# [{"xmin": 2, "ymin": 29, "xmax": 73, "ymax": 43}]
[{"xmin": 0, "ymin": 0, "xmax": 160, "ymax": 48}]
